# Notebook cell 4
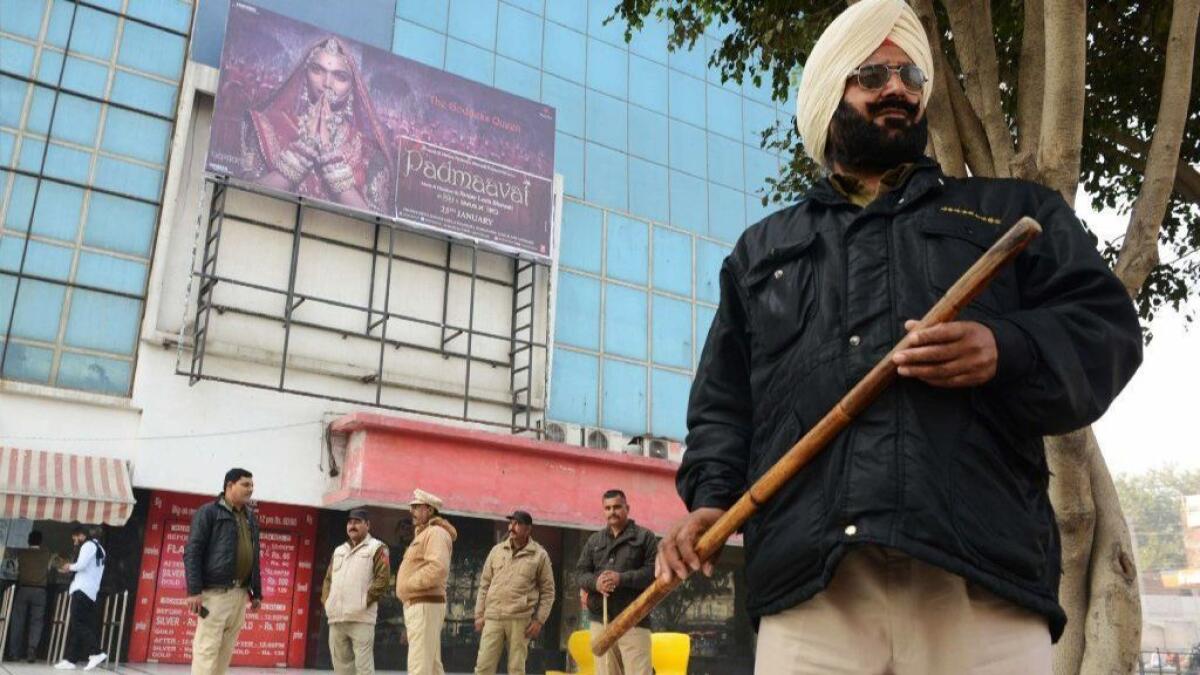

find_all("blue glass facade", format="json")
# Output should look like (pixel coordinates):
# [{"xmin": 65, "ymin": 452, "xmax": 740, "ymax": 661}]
[
  {"xmin": 0, "ymin": 0, "xmax": 189, "ymax": 396},
  {"xmin": 388, "ymin": 0, "xmax": 791, "ymax": 440}
]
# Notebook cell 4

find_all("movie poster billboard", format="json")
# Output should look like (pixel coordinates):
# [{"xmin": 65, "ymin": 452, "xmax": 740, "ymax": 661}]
[{"xmin": 205, "ymin": 2, "xmax": 557, "ymax": 260}]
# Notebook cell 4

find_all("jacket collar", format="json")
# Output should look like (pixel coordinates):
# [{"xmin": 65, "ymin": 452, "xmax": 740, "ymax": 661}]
[
  {"xmin": 806, "ymin": 156, "xmax": 944, "ymax": 209},
  {"xmin": 601, "ymin": 519, "xmax": 641, "ymax": 544},
  {"xmin": 503, "ymin": 537, "xmax": 541, "ymax": 557}
]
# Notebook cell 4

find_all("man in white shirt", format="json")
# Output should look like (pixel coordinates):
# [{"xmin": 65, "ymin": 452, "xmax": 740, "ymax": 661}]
[{"xmin": 54, "ymin": 525, "xmax": 106, "ymax": 671}]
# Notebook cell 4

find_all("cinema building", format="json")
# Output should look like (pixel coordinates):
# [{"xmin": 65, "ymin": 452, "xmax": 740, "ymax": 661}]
[{"xmin": 0, "ymin": 0, "xmax": 791, "ymax": 670}]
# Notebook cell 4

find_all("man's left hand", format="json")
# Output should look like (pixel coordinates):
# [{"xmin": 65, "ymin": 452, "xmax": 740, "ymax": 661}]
[
  {"xmin": 525, "ymin": 620, "xmax": 543, "ymax": 639},
  {"xmin": 893, "ymin": 320, "xmax": 997, "ymax": 387},
  {"xmin": 597, "ymin": 571, "xmax": 619, "ymax": 595}
]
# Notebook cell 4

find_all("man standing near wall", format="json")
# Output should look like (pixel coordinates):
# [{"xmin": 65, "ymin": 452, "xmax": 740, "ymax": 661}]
[
  {"xmin": 53, "ymin": 526, "xmax": 106, "ymax": 671},
  {"xmin": 473, "ymin": 510, "xmax": 556, "ymax": 675},
  {"xmin": 183, "ymin": 468, "xmax": 262, "ymax": 675},
  {"xmin": 322, "ymin": 508, "xmax": 390, "ymax": 674},
  {"xmin": 576, "ymin": 490, "xmax": 656, "ymax": 675},
  {"xmin": 396, "ymin": 489, "xmax": 457, "ymax": 675},
  {"xmin": 9, "ymin": 530, "xmax": 51, "ymax": 663}
]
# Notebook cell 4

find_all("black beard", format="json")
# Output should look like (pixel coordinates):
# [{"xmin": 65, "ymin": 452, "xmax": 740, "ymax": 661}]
[{"xmin": 824, "ymin": 98, "xmax": 929, "ymax": 174}]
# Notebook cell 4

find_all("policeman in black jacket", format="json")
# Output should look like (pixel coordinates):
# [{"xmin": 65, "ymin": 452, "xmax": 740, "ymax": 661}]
[
  {"xmin": 576, "ymin": 489, "xmax": 656, "ymax": 675},
  {"xmin": 183, "ymin": 467, "xmax": 262, "ymax": 675},
  {"xmin": 654, "ymin": 1, "xmax": 1142, "ymax": 673}
]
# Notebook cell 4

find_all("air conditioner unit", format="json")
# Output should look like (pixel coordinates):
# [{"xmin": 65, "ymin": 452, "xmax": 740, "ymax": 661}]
[
  {"xmin": 647, "ymin": 438, "xmax": 669, "ymax": 460},
  {"xmin": 584, "ymin": 427, "xmax": 627, "ymax": 452},
  {"xmin": 544, "ymin": 421, "xmax": 584, "ymax": 446}
]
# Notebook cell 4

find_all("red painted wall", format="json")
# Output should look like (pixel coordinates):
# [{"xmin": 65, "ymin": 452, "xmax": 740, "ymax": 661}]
[{"xmin": 326, "ymin": 414, "xmax": 689, "ymax": 534}]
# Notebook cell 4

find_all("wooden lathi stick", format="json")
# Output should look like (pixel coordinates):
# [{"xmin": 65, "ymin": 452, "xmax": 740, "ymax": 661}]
[{"xmin": 592, "ymin": 216, "xmax": 1043, "ymax": 657}]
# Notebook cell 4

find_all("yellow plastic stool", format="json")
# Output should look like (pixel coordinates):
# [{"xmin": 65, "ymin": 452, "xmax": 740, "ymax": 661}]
[
  {"xmin": 651, "ymin": 632, "xmax": 691, "ymax": 675},
  {"xmin": 546, "ymin": 629, "xmax": 595, "ymax": 675}
]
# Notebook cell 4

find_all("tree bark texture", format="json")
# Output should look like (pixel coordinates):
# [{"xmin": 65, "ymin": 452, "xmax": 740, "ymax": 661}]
[
  {"xmin": 1013, "ymin": 0, "xmax": 1045, "ymax": 180},
  {"xmin": 1036, "ymin": 0, "xmax": 1087, "ymax": 204},
  {"xmin": 913, "ymin": 0, "xmax": 967, "ymax": 177},
  {"xmin": 1114, "ymin": 0, "xmax": 1200, "ymax": 297}
]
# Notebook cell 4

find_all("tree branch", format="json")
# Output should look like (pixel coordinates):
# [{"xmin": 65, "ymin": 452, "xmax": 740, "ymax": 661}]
[
  {"xmin": 939, "ymin": 43, "xmax": 995, "ymax": 177},
  {"xmin": 1037, "ymin": 0, "xmax": 1087, "ymax": 205},
  {"xmin": 913, "ymin": 0, "xmax": 967, "ymax": 177},
  {"xmin": 1113, "ymin": 0, "xmax": 1200, "ymax": 297},
  {"xmin": 940, "ymin": 0, "xmax": 1016, "ymax": 177},
  {"xmin": 1104, "ymin": 132, "xmax": 1200, "ymax": 206},
  {"xmin": 1046, "ymin": 429, "xmax": 1096, "ymax": 675},
  {"xmin": 1013, "ymin": 0, "xmax": 1045, "ymax": 180}
]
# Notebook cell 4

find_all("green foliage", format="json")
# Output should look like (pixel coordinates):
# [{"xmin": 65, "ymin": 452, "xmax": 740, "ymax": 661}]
[
  {"xmin": 607, "ymin": 0, "xmax": 1200, "ymax": 327},
  {"xmin": 1115, "ymin": 466, "xmax": 1200, "ymax": 574}
]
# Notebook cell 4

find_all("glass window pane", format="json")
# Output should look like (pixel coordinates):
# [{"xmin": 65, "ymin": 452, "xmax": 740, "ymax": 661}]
[
  {"xmin": 83, "ymin": 191, "xmax": 157, "ymax": 256},
  {"xmin": 0, "ymin": 0, "xmax": 46, "ymax": 39},
  {"xmin": 602, "ymin": 358, "xmax": 646, "ymax": 434},
  {"xmin": 102, "ymin": 107, "xmax": 171, "ymax": 164},
  {"xmin": 542, "ymin": 22, "xmax": 585, "ymax": 83},
  {"xmin": 0, "ymin": 37, "xmax": 36, "ymax": 78},
  {"xmin": 555, "ymin": 131, "xmax": 583, "ymax": 197},
  {"xmin": 494, "ymin": 56, "xmax": 540, "ymax": 101},
  {"xmin": 126, "ymin": 0, "xmax": 192, "ymax": 32},
  {"xmin": 34, "ymin": 48, "xmax": 63, "ymax": 85},
  {"xmin": 447, "ymin": 0, "xmax": 497, "ymax": 49},
  {"xmin": 651, "ymin": 294, "xmax": 691, "ymax": 368},
  {"xmin": 444, "ymin": 38, "xmax": 494, "ymax": 85},
  {"xmin": 0, "ymin": 130, "xmax": 12, "ymax": 167},
  {"xmin": 669, "ymin": 170, "xmax": 706, "ymax": 233},
  {"xmin": 496, "ymin": 3, "xmax": 542, "ymax": 67},
  {"xmin": 554, "ymin": 271, "xmax": 600, "ymax": 350},
  {"xmin": 93, "ymin": 156, "xmax": 162, "ymax": 201},
  {"xmin": 0, "ymin": 76, "xmax": 29, "ymax": 127},
  {"xmin": 585, "ymin": 89, "xmax": 625, "ymax": 151},
  {"xmin": 397, "ymin": 0, "xmax": 448, "ymax": 32},
  {"xmin": 0, "ymin": 341, "xmax": 53, "ymax": 385},
  {"xmin": 586, "ymin": 38, "xmax": 626, "ymax": 99},
  {"xmin": 542, "ymin": 74, "xmax": 584, "ymax": 137},
  {"xmin": 628, "ymin": 105, "xmax": 667, "ymax": 165},
  {"xmin": 44, "ymin": 0, "xmax": 72, "ymax": 48},
  {"xmin": 68, "ymin": 6, "xmax": 117, "ymax": 60},
  {"xmin": 652, "ymin": 226, "xmax": 691, "ymax": 297},
  {"xmin": 392, "ymin": 18, "xmax": 446, "ymax": 68},
  {"xmin": 603, "ymin": 284, "xmax": 646, "ymax": 360},
  {"xmin": 747, "ymin": 191, "xmax": 776, "ymax": 225},
  {"xmin": 42, "ymin": 143, "xmax": 91, "ymax": 183},
  {"xmin": 706, "ymin": 83, "xmax": 742, "ymax": 140},
  {"xmin": 628, "ymin": 55, "xmax": 667, "ymax": 114},
  {"xmin": 64, "ymin": 288, "xmax": 140, "ymax": 354},
  {"xmin": 668, "ymin": 43, "xmax": 706, "ymax": 79},
  {"xmin": 546, "ymin": 1, "xmax": 585, "ymax": 32},
  {"xmin": 109, "ymin": 71, "xmax": 177, "ymax": 117},
  {"xmin": 0, "ymin": 235, "xmax": 22, "ymax": 271},
  {"xmin": 628, "ymin": 157, "xmax": 668, "ymax": 224},
  {"xmin": 117, "ymin": 22, "xmax": 185, "ymax": 79},
  {"xmin": 3, "ymin": 174, "xmax": 37, "ymax": 231},
  {"xmin": 695, "ymin": 240, "xmax": 731, "ymax": 305},
  {"xmin": 628, "ymin": 11, "xmax": 667, "ymax": 63},
  {"xmin": 708, "ymin": 183, "xmax": 746, "ymax": 244},
  {"xmin": 668, "ymin": 120, "xmax": 705, "ymax": 179},
  {"xmin": 10, "ymin": 278, "xmax": 66, "ymax": 341},
  {"xmin": 25, "ymin": 85, "xmax": 54, "ymax": 135},
  {"xmin": 30, "ymin": 179, "xmax": 84, "ymax": 241},
  {"xmin": 584, "ymin": 142, "xmax": 626, "ymax": 211},
  {"xmin": 75, "ymin": 252, "xmax": 147, "ymax": 295},
  {"xmin": 559, "ymin": 200, "xmax": 602, "ymax": 273},
  {"xmin": 743, "ymin": 99, "xmax": 777, "ymax": 146},
  {"xmin": 668, "ymin": 73, "xmax": 705, "ymax": 127},
  {"xmin": 548, "ymin": 347, "xmax": 598, "ymax": 425},
  {"xmin": 606, "ymin": 214, "xmax": 648, "ymax": 285},
  {"xmin": 651, "ymin": 368, "xmax": 690, "ymax": 440},
  {"xmin": 61, "ymin": 57, "xmax": 110, "ymax": 99},
  {"xmin": 22, "ymin": 240, "xmax": 73, "ymax": 280},
  {"xmin": 55, "ymin": 350, "xmax": 131, "ymax": 395},
  {"xmin": 708, "ymin": 133, "xmax": 744, "ymax": 190},
  {"xmin": 745, "ymin": 146, "xmax": 779, "ymax": 194},
  {"xmin": 586, "ymin": 0, "xmax": 625, "ymax": 46}
]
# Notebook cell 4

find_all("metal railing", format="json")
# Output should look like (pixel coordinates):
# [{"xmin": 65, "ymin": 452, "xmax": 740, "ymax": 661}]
[
  {"xmin": 47, "ymin": 590, "xmax": 129, "ymax": 669},
  {"xmin": 1138, "ymin": 649, "xmax": 1200, "ymax": 674}
]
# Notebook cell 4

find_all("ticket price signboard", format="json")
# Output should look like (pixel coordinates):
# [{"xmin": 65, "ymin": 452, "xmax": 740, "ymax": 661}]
[{"xmin": 128, "ymin": 492, "xmax": 317, "ymax": 667}]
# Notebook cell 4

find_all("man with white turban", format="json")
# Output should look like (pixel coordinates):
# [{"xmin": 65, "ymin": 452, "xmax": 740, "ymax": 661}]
[{"xmin": 655, "ymin": 1, "xmax": 1143, "ymax": 673}]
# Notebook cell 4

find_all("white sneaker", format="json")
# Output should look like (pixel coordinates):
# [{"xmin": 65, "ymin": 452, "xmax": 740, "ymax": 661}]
[
  {"xmin": 53, "ymin": 660, "xmax": 77, "ymax": 670},
  {"xmin": 84, "ymin": 653, "xmax": 107, "ymax": 671}
]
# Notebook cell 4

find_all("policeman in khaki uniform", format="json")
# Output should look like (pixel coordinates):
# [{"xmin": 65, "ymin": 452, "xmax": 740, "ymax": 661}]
[
  {"xmin": 322, "ymin": 508, "xmax": 390, "ymax": 674},
  {"xmin": 473, "ymin": 510, "xmax": 556, "ymax": 675},
  {"xmin": 396, "ymin": 489, "xmax": 457, "ymax": 675}
]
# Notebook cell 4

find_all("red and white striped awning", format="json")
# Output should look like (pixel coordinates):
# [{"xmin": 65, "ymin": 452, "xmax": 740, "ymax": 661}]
[{"xmin": 0, "ymin": 447, "xmax": 136, "ymax": 525}]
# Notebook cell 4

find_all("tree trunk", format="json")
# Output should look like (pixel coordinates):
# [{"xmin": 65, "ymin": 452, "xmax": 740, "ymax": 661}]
[
  {"xmin": 1013, "ymin": 0, "xmax": 1045, "ymax": 180},
  {"xmin": 914, "ymin": 0, "xmax": 967, "ymax": 177},
  {"xmin": 1047, "ymin": 429, "xmax": 1096, "ymax": 675},
  {"xmin": 1037, "ymin": 0, "xmax": 1087, "ymax": 203},
  {"xmin": 1114, "ymin": 0, "xmax": 1200, "ymax": 296},
  {"xmin": 941, "ymin": 0, "xmax": 1015, "ymax": 177}
]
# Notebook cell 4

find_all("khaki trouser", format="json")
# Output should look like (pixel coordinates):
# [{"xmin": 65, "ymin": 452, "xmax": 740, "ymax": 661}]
[
  {"xmin": 329, "ymin": 621, "xmax": 375, "ymax": 674},
  {"xmin": 191, "ymin": 587, "xmax": 248, "ymax": 675},
  {"xmin": 589, "ymin": 624, "xmax": 652, "ymax": 675},
  {"xmin": 754, "ymin": 545, "xmax": 1052, "ymax": 675},
  {"xmin": 473, "ymin": 617, "xmax": 531, "ymax": 675},
  {"xmin": 404, "ymin": 602, "xmax": 446, "ymax": 675}
]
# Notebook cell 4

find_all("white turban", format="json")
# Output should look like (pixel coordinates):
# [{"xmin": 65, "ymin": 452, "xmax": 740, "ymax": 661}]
[{"xmin": 795, "ymin": 0, "xmax": 934, "ymax": 169}]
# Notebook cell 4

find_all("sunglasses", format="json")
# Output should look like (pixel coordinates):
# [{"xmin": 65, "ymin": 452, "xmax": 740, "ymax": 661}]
[{"xmin": 847, "ymin": 63, "xmax": 927, "ymax": 92}]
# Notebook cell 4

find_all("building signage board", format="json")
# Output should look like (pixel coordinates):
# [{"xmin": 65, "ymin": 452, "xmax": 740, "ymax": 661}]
[
  {"xmin": 205, "ymin": 2, "xmax": 557, "ymax": 260},
  {"xmin": 127, "ymin": 492, "xmax": 317, "ymax": 667}
]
